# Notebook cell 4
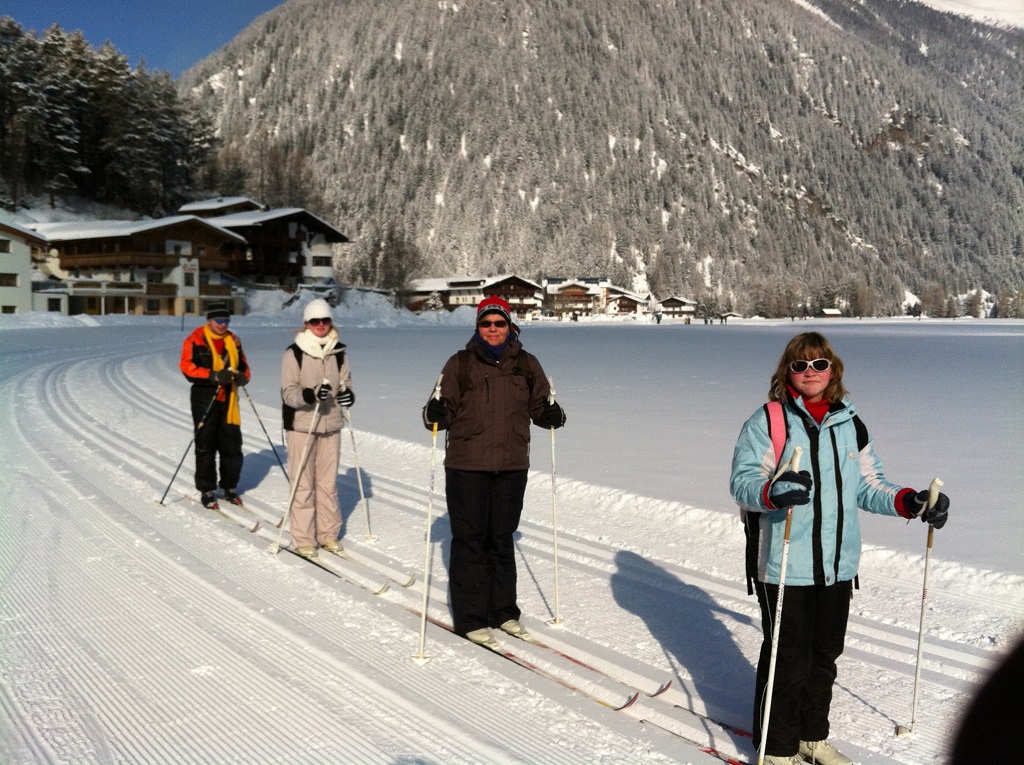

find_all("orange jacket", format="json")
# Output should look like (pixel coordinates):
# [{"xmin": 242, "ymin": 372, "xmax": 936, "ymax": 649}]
[{"xmin": 179, "ymin": 325, "xmax": 250, "ymax": 399}]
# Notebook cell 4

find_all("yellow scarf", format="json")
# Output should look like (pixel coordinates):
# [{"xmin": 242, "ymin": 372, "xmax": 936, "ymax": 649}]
[{"xmin": 203, "ymin": 325, "xmax": 241, "ymax": 425}]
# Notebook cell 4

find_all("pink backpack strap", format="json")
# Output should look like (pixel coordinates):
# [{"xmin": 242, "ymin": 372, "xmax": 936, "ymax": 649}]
[{"xmin": 766, "ymin": 401, "xmax": 786, "ymax": 468}]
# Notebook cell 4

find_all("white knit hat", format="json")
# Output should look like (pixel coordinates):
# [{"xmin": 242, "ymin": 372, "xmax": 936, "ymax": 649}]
[{"xmin": 303, "ymin": 298, "xmax": 333, "ymax": 323}]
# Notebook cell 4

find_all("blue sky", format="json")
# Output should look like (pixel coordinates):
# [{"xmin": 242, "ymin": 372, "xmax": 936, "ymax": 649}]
[{"xmin": 1, "ymin": 0, "xmax": 285, "ymax": 78}]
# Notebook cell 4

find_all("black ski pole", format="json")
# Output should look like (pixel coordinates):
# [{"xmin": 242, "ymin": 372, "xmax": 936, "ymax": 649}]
[
  {"xmin": 242, "ymin": 385, "xmax": 289, "ymax": 481},
  {"xmin": 159, "ymin": 389, "xmax": 220, "ymax": 506}
]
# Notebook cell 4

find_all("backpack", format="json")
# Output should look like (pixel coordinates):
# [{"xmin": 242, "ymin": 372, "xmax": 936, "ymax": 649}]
[
  {"xmin": 282, "ymin": 343, "xmax": 345, "ymax": 431},
  {"xmin": 742, "ymin": 401, "xmax": 788, "ymax": 594}
]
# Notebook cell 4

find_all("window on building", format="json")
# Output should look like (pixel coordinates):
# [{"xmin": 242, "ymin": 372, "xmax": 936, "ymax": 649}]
[
  {"xmin": 146, "ymin": 271, "xmax": 162, "ymax": 283},
  {"xmin": 0, "ymin": 239, "xmax": 10, "ymax": 253},
  {"xmin": 0, "ymin": 273, "xmax": 18, "ymax": 287},
  {"xmin": 184, "ymin": 272, "xmax": 195, "ymax": 287},
  {"xmin": 47, "ymin": 298, "xmax": 61, "ymax": 312},
  {"xmin": 1, "ymin": 305, "xmax": 15, "ymax": 314},
  {"xmin": 146, "ymin": 299, "xmax": 159, "ymax": 314},
  {"xmin": 312, "ymin": 256, "xmax": 332, "ymax": 267},
  {"xmin": 184, "ymin": 299, "xmax": 195, "ymax": 314}
]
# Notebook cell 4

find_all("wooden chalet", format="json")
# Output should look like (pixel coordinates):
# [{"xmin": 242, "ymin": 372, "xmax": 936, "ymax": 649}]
[
  {"xmin": 483, "ymin": 275, "xmax": 543, "ymax": 316},
  {"xmin": 26, "ymin": 216, "xmax": 246, "ymax": 316},
  {"xmin": 605, "ymin": 286, "xmax": 648, "ymax": 315},
  {"xmin": 659, "ymin": 296, "xmax": 698, "ymax": 318},
  {"xmin": 544, "ymin": 279, "xmax": 600, "ymax": 317},
  {"xmin": 190, "ymin": 206, "xmax": 348, "ymax": 288}
]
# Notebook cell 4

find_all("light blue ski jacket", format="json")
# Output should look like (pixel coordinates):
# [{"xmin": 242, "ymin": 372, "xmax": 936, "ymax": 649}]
[{"xmin": 730, "ymin": 393, "xmax": 907, "ymax": 587}]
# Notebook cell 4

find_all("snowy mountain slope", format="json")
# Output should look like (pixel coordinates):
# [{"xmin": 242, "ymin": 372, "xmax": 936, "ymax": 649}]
[{"xmin": 1, "ymin": 321, "xmax": 1021, "ymax": 764}]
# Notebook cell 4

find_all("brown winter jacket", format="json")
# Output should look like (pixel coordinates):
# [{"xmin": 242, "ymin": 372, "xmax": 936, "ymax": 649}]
[{"xmin": 427, "ymin": 335, "xmax": 551, "ymax": 472}]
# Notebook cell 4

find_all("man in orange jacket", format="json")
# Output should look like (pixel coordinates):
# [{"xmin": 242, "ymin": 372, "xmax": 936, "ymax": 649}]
[{"xmin": 179, "ymin": 302, "xmax": 251, "ymax": 509}]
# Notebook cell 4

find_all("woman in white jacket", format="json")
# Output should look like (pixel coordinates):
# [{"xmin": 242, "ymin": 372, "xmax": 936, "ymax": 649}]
[{"xmin": 280, "ymin": 298, "xmax": 354, "ymax": 558}]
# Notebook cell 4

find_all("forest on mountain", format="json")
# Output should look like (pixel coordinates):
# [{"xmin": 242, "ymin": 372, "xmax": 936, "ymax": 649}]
[
  {"xmin": 4, "ymin": 2, "xmax": 1024, "ymax": 316},
  {"xmin": 0, "ymin": 18, "xmax": 214, "ymax": 216},
  {"xmin": 178, "ymin": 0, "xmax": 1024, "ymax": 316}
]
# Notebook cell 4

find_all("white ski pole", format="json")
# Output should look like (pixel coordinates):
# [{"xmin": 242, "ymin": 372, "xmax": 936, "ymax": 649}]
[
  {"xmin": 896, "ymin": 477, "xmax": 944, "ymax": 737},
  {"xmin": 269, "ymin": 379, "xmax": 329, "ymax": 555},
  {"xmin": 757, "ymin": 446, "xmax": 804, "ymax": 765},
  {"xmin": 339, "ymin": 381, "xmax": 375, "ymax": 542},
  {"xmin": 414, "ymin": 373, "xmax": 444, "ymax": 665},
  {"xmin": 547, "ymin": 376, "xmax": 563, "ymax": 626}
]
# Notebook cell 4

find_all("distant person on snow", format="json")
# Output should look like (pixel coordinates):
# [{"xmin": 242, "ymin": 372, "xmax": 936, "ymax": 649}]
[
  {"xmin": 179, "ymin": 301, "xmax": 251, "ymax": 510},
  {"xmin": 422, "ymin": 295, "xmax": 566, "ymax": 646},
  {"xmin": 729, "ymin": 331, "xmax": 949, "ymax": 765},
  {"xmin": 280, "ymin": 298, "xmax": 354, "ymax": 559}
]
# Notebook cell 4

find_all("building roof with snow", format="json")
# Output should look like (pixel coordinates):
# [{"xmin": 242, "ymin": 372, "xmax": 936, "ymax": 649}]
[{"xmin": 27, "ymin": 216, "xmax": 246, "ymax": 244}]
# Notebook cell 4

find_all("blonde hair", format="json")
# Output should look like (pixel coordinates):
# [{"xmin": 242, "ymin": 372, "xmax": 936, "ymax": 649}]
[{"xmin": 768, "ymin": 332, "xmax": 847, "ymax": 403}]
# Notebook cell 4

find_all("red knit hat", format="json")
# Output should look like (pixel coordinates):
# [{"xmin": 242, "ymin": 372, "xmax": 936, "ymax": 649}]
[{"xmin": 476, "ymin": 295, "xmax": 512, "ymax": 324}]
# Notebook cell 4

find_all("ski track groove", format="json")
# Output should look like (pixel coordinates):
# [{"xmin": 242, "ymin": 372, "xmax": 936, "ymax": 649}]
[
  {"xmin": 2, "ymin": 338, "xmax": 1005, "ymax": 765},
  {"xmin": 357, "ymin": 470, "xmax": 996, "ymax": 684},
  {"xmin": 2, "ymin": 348, "xmax": 686, "ymax": 764},
  {"xmin": 10, "ymin": 376, "xmax": 401, "ymax": 763}
]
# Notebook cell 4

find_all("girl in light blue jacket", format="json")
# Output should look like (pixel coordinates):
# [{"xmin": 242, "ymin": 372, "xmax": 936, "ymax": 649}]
[{"xmin": 729, "ymin": 332, "xmax": 949, "ymax": 765}]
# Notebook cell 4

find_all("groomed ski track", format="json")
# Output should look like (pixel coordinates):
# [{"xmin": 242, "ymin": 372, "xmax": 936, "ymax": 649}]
[{"xmin": 1, "ymin": 326, "xmax": 1019, "ymax": 764}]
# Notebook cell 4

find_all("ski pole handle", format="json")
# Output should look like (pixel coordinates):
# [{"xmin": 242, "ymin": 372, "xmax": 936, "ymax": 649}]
[
  {"xmin": 926, "ymin": 477, "xmax": 943, "ymax": 510},
  {"xmin": 788, "ymin": 446, "xmax": 803, "ymax": 473},
  {"xmin": 431, "ymin": 373, "xmax": 443, "ymax": 400},
  {"xmin": 547, "ymin": 376, "xmax": 556, "ymax": 406}
]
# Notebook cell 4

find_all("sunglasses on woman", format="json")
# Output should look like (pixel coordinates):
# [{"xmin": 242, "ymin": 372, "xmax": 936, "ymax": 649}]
[
  {"xmin": 307, "ymin": 317, "xmax": 332, "ymax": 326},
  {"xmin": 790, "ymin": 358, "xmax": 831, "ymax": 373},
  {"xmin": 478, "ymin": 319, "xmax": 508, "ymax": 328}
]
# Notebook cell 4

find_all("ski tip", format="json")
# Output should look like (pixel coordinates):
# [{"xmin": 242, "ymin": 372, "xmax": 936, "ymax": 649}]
[
  {"xmin": 650, "ymin": 679, "xmax": 672, "ymax": 697},
  {"xmin": 372, "ymin": 582, "xmax": 391, "ymax": 596},
  {"xmin": 614, "ymin": 691, "xmax": 641, "ymax": 711},
  {"xmin": 400, "ymin": 575, "xmax": 416, "ymax": 587}
]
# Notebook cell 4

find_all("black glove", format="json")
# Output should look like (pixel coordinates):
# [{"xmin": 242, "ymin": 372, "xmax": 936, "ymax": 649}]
[
  {"xmin": 336, "ymin": 388, "xmax": 355, "ymax": 407},
  {"xmin": 903, "ymin": 490, "xmax": 950, "ymax": 530},
  {"xmin": 302, "ymin": 383, "xmax": 332, "ymax": 404},
  {"xmin": 538, "ymin": 402, "xmax": 566, "ymax": 429},
  {"xmin": 768, "ymin": 470, "xmax": 813, "ymax": 508},
  {"xmin": 212, "ymin": 369, "xmax": 234, "ymax": 386},
  {"xmin": 233, "ymin": 369, "xmax": 248, "ymax": 387},
  {"xmin": 424, "ymin": 397, "xmax": 448, "ymax": 424}
]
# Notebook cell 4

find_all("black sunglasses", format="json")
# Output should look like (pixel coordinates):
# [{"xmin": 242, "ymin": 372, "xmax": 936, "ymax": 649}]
[
  {"xmin": 306, "ymin": 317, "xmax": 332, "ymax": 326},
  {"xmin": 478, "ymin": 319, "xmax": 508, "ymax": 328},
  {"xmin": 790, "ymin": 358, "xmax": 831, "ymax": 373}
]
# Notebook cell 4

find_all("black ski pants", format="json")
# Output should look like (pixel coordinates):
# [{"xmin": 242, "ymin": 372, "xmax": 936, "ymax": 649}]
[
  {"xmin": 753, "ymin": 579, "xmax": 852, "ymax": 757},
  {"xmin": 445, "ymin": 468, "xmax": 528, "ymax": 636},
  {"xmin": 190, "ymin": 389, "xmax": 243, "ymax": 493}
]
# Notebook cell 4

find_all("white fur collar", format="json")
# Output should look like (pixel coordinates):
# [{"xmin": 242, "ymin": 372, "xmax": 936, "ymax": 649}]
[{"xmin": 295, "ymin": 328, "xmax": 340, "ymax": 359}]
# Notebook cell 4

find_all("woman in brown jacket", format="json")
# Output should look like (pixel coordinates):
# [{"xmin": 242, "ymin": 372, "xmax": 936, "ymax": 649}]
[{"xmin": 423, "ymin": 296, "xmax": 566, "ymax": 645}]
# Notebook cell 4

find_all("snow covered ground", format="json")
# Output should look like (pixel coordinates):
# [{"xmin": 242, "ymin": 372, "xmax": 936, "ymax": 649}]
[{"xmin": 1, "ymin": 298, "xmax": 1021, "ymax": 764}]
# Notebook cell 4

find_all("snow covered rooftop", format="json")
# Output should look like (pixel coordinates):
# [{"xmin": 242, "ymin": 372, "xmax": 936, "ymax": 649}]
[
  {"xmin": 0, "ymin": 217, "xmax": 48, "ymax": 245},
  {"xmin": 26, "ymin": 215, "xmax": 246, "ymax": 243},
  {"xmin": 177, "ymin": 196, "xmax": 262, "ymax": 213},
  {"xmin": 211, "ymin": 208, "xmax": 348, "ymax": 242}
]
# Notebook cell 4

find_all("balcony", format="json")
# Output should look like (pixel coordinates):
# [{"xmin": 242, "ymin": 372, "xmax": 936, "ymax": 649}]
[
  {"xmin": 59, "ymin": 251, "xmax": 231, "ymax": 270},
  {"xmin": 145, "ymin": 283, "xmax": 178, "ymax": 296}
]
